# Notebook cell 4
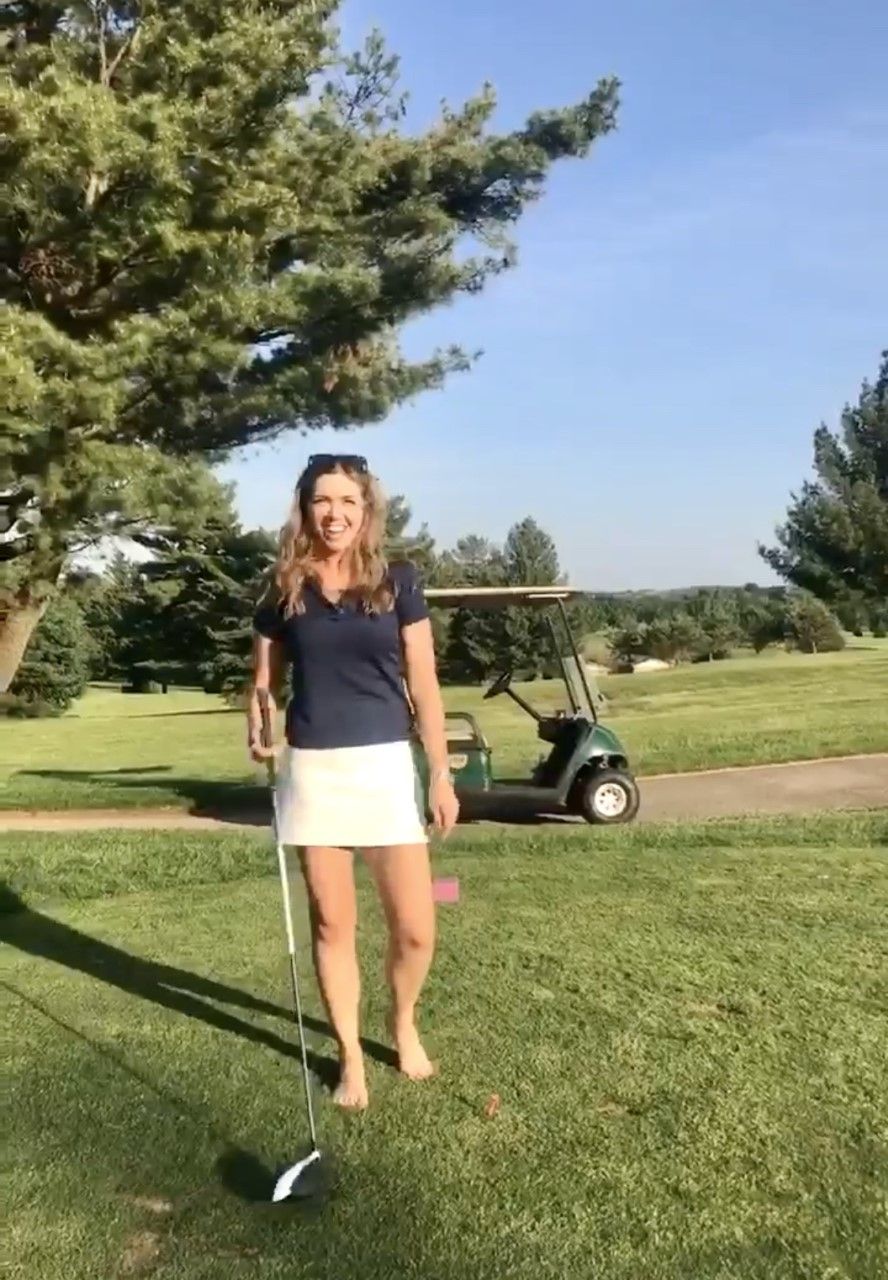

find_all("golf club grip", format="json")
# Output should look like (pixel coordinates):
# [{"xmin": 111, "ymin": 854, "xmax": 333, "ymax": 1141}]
[
  {"xmin": 256, "ymin": 689, "xmax": 277, "ymax": 787},
  {"xmin": 258, "ymin": 690, "xmax": 274, "ymax": 750}
]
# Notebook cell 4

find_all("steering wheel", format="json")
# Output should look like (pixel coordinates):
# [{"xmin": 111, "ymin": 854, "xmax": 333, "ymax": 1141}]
[{"xmin": 484, "ymin": 670, "xmax": 513, "ymax": 701}]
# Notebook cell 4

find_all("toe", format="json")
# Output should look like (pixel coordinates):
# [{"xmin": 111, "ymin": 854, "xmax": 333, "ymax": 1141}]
[
  {"xmin": 398, "ymin": 1037, "xmax": 436, "ymax": 1081},
  {"xmin": 403, "ymin": 1055, "xmax": 436, "ymax": 1082},
  {"xmin": 333, "ymin": 1082, "xmax": 368, "ymax": 1110},
  {"xmin": 333, "ymin": 1057, "xmax": 369, "ymax": 1110}
]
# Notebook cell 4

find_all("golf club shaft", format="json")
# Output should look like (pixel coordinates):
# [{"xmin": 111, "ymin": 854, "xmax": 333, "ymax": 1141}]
[
  {"xmin": 273, "ymin": 809, "xmax": 320, "ymax": 1151},
  {"xmin": 259, "ymin": 691, "xmax": 319, "ymax": 1152}
]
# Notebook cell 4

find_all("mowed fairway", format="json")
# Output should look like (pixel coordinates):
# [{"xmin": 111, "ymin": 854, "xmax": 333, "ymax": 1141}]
[
  {"xmin": 2, "ymin": 644, "xmax": 887, "ymax": 812},
  {"xmin": 2, "ymin": 813, "xmax": 887, "ymax": 1279}
]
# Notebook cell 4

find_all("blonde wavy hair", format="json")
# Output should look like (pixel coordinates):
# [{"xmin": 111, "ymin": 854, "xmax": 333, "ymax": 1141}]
[{"xmin": 269, "ymin": 458, "xmax": 393, "ymax": 617}]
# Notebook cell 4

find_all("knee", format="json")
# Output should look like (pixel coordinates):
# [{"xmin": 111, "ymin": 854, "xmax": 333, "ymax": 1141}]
[
  {"xmin": 393, "ymin": 919, "xmax": 435, "ymax": 955},
  {"xmin": 311, "ymin": 904, "xmax": 355, "ymax": 951}
]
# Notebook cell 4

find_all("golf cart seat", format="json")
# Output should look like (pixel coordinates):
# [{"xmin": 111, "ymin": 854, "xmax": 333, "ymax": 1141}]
[
  {"xmin": 442, "ymin": 713, "xmax": 493, "ymax": 791},
  {"xmin": 533, "ymin": 715, "xmax": 588, "ymax": 788},
  {"xmin": 536, "ymin": 710, "xmax": 571, "ymax": 744},
  {"xmin": 445, "ymin": 712, "xmax": 490, "ymax": 752}
]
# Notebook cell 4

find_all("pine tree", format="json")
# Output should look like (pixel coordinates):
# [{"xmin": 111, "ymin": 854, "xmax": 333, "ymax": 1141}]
[
  {"xmin": 741, "ymin": 597, "xmax": 789, "ymax": 653},
  {"xmin": 0, "ymin": 2, "xmax": 619, "ymax": 688},
  {"xmin": 384, "ymin": 496, "xmax": 437, "ymax": 577},
  {"xmin": 78, "ymin": 552, "xmax": 146, "ymax": 678},
  {"xmin": 608, "ymin": 620, "xmax": 645, "ymax": 671},
  {"xmin": 8, "ymin": 592, "xmax": 90, "ymax": 711},
  {"xmin": 786, "ymin": 594, "xmax": 845, "ymax": 654},
  {"xmin": 137, "ymin": 504, "xmax": 277, "ymax": 692},
  {"xmin": 503, "ymin": 518, "xmax": 559, "ymax": 587},
  {"xmin": 443, "ymin": 519, "xmax": 562, "ymax": 680},
  {"xmin": 442, "ymin": 536, "xmax": 509, "ymax": 680},
  {"xmin": 501, "ymin": 517, "xmax": 562, "ymax": 677},
  {"xmin": 645, "ymin": 611, "xmax": 703, "ymax": 663},
  {"xmin": 182, "ymin": 527, "xmax": 278, "ymax": 694},
  {"xmin": 687, "ymin": 591, "xmax": 741, "ymax": 661},
  {"xmin": 761, "ymin": 352, "xmax": 888, "ymax": 608}
]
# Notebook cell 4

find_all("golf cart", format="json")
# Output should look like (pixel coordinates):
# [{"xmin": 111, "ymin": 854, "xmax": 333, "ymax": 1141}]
[{"xmin": 416, "ymin": 586, "xmax": 640, "ymax": 825}]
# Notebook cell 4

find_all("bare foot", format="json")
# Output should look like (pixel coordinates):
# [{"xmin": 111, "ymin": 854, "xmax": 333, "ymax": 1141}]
[
  {"xmin": 333, "ymin": 1053, "xmax": 368, "ymax": 1110},
  {"xmin": 387, "ymin": 1014, "xmax": 436, "ymax": 1081}
]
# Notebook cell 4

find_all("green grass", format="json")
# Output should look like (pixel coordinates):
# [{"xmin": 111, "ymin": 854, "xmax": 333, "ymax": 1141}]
[
  {"xmin": 2, "ymin": 644, "xmax": 887, "ymax": 812},
  {"xmin": 3, "ymin": 814, "xmax": 887, "ymax": 1279},
  {"xmin": 595, "ymin": 645, "xmax": 888, "ymax": 775}
]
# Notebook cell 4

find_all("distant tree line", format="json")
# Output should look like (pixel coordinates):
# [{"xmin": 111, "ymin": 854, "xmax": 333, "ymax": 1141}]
[
  {"xmin": 600, "ymin": 586, "xmax": 847, "ymax": 671},
  {"xmin": 5, "ymin": 476, "xmax": 862, "ymax": 717},
  {"xmin": 9, "ymin": 347, "xmax": 885, "ymax": 716},
  {"xmin": 2, "ymin": 483, "xmax": 570, "ymax": 713}
]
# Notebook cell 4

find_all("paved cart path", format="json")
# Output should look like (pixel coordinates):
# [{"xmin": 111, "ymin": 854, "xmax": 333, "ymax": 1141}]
[{"xmin": 2, "ymin": 754, "xmax": 885, "ymax": 832}]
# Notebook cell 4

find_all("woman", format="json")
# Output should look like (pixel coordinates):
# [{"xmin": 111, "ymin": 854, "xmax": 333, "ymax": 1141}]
[{"xmin": 247, "ymin": 454, "xmax": 459, "ymax": 1111}]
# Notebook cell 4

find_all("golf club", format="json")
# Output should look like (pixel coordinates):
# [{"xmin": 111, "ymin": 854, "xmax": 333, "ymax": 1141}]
[{"xmin": 257, "ymin": 689, "xmax": 326, "ymax": 1203}]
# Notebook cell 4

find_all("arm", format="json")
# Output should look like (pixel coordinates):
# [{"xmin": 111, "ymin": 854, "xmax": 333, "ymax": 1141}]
[
  {"xmin": 402, "ymin": 619, "xmax": 448, "ymax": 777},
  {"xmin": 402, "ymin": 618, "xmax": 459, "ymax": 836}
]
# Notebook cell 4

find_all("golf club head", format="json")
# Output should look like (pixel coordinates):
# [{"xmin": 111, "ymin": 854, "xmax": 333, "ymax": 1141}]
[{"xmin": 272, "ymin": 1148, "xmax": 328, "ymax": 1203}]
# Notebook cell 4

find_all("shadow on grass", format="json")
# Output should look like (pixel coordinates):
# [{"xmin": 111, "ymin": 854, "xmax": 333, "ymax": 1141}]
[
  {"xmin": 215, "ymin": 1147, "xmax": 278, "ymax": 1203},
  {"xmin": 2, "ymin": 898, "xmax": 464, "ymax": 1267},
  {"xmin": 5, "ymin": 979, "xmax": 461, "ymax": 1272},
  {"xmin": 18, "ymin": 767, "xmax": 268, "ymax": 824},
  {"xmin": 0, "ymin": 882, "xmax": 398, "ymax": 1088},
  {"xmin": 134, "ymin": 708, "xmax": 243, "ymax": 719},
  {"xmin": 18, "ymin": 768, "xmax": 574, "ymax": 827},
  {"xmin": 5, "ymin": 976, "xmax": 273, "ymax": 1179},
  {"xmin": 5, "ymin": 978, "xmax": 332, "ymax": 1214}
]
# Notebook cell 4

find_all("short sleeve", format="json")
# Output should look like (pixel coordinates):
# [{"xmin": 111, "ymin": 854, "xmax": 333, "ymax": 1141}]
[
  {"xmin": 253, "ymin": 599, "xmax": 286, "ymax": 641},
  {"xmin": 393, "ymin": 562, "xmax": 429, "ymax": 628}
]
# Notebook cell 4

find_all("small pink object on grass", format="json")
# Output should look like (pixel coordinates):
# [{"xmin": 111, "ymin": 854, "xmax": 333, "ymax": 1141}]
[{"xmin": 433, "ymin": 876, "xmax": 459, "ymax": 904}]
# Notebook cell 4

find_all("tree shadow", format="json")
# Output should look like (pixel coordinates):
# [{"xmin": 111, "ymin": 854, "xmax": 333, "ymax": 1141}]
[
  {"xmin": 457, "ymin": 792, "xmax": 577, "ymax": 827},
  {"xmin": 3, "ymin": 895, "xmax": 462, "ymax": 1263},
  {"xmin": 0, "ymin": 882, "xmax": 397, "ymax": 1082},
  {"xmin": 3, "ymin": 975, "xmax": 286, "ymax": 1204},
  {"xmin": 17, "ymin": 768, "xmax": 580, "ymax": 829},
  {"xmin": 135, "ymin": 708, "xmax": 243, "ymax": 719},
  {"xmin": 8, "ymin": 973, "xmax": 462, "ymax": 1271},
  {"xmin": 18, "ymin": 767, "xmax": 268, "ymax": 823}
]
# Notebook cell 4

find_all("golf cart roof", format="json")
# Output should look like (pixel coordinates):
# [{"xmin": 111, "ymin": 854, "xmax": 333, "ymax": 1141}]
[{"xmin": 425, "ymin": 586, "xmax": 583, "ymax": 611}]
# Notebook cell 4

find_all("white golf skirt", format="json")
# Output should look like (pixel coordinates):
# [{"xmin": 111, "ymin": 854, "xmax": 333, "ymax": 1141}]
[{"xmin": 274, "ymin": 740, "xmax": 428, "ymax": 849}]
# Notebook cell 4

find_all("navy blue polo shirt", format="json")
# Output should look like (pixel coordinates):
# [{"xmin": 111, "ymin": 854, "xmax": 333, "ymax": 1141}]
[{"xmin": 253, "ymin": 561, "xmax": 429, "ymax": 750}]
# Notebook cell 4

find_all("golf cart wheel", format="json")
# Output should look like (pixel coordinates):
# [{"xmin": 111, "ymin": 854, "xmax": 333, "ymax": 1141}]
[{"xmin": 578, "ymin": 769, "xmax": 640, "ymax": 825}]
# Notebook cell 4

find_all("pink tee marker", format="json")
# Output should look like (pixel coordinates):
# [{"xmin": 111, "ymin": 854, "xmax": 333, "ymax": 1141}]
[{"xmin": 433, "ymin": 876, "xmax": 460, "ymax": 904}]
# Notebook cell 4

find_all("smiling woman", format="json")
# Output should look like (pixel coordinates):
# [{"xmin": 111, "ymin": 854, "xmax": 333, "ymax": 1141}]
[
  {"xmin": 246, "ymin": 455, "xmax": 458, "ymax": 1112},
  {"xmin": 269, "ymin": 454, "xmax": 392, "ymax": 615}
]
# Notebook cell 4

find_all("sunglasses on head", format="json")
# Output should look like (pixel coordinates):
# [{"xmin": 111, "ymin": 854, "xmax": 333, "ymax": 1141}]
[{"xmin": 304, "ymin": 453, "xmax": 368, "ymax": 475}]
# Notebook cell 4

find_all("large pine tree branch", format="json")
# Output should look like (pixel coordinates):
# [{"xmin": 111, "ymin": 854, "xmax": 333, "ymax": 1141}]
[
  {"xmin": 2, "ymin": 5, "xmax": 622, "ymax": 690},
  {"xmin": 105, "ymin": 16, "xmax": 141, "ymax": 84},
  {"xmin": 0, "ymin": 533, "xmax": 34, "ymax": 561},
  {"xmin": 0, "ymin": 2, "xmax": 66, "ymax": 46},
  {"xmin": 0, "ymin": 487, "xmax": 37, "ymax": 518}
]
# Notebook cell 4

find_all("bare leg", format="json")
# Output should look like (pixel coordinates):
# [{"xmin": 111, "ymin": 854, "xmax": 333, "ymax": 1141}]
[
  {"xmin": 363, "ymin": 843, "xmax": 436, "ymax": 1080},
  {"xmin": 299, "ymin": 846, "xmax": 368, "ymax": 1110}
]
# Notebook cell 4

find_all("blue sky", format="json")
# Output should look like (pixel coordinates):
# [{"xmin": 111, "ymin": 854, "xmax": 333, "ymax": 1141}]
[{"xmin": 220, "ymin": 0, "xmax": 888, "ymax": 590}]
